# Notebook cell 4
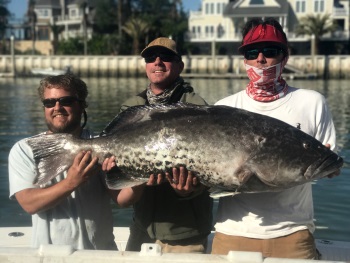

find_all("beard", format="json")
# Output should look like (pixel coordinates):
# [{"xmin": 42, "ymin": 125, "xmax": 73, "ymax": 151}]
[{"xmin": 46, "ymin": 116, "xmax": 82, "ymax": 134}]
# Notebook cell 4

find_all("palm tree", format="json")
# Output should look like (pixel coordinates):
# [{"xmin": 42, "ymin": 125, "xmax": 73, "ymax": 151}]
[
  {"xmin": 49, "ymin": 22, "xmax": 64, "ymax": 55},
  {"xmin": 77, "ymin": 0, "xmax": 88, "ymax": 55},
  {"xmin": 0, "ymin": 4, "xmax": 10, "ymax": 40},
  {"xmin": 27, "ymin": 0, "xmax": 37, "ymax": 55},
  {"xmin": 122, "ymin": 17, "xmax": 151, "ymax": 55},
  {"xmin": 295, "ymin": 14, "xmax": 338, "ymax": 55}
]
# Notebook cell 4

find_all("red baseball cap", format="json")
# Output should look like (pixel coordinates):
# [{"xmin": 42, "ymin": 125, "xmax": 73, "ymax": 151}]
[{"xmin": 238, "ymin": 24, "xmax": 288, "ymax": 54}]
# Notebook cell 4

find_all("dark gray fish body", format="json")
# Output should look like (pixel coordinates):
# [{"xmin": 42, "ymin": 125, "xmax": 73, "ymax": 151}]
[{"xmin": 26, "ymin": 103, "xmax": 343, "ymax": 195}]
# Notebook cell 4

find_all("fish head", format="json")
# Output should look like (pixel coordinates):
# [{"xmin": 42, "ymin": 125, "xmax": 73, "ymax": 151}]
[{"xmin": 245, "ymin": 126, "xmax": 343, "ymax": 190}]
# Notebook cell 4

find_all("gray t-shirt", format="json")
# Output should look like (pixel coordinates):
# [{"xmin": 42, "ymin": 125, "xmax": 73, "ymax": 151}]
[{"xmin": 9, "ymin": 130, "xmax": 116, "ymax": 250}]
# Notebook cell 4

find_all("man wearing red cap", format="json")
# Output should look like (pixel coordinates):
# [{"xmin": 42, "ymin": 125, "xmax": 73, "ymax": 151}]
[
  {"xmin": 212, "ymin": 18, "xmax": 339, "ymax": 259},
  {"xmin": 102, "ymin": 37, "xmax": 213, "ymax": 253}
]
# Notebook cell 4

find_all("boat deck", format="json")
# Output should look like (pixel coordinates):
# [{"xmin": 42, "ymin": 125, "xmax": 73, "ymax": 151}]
[{"xmin": 1, "ymin": 227, "xmax": 349, "ymax": 262}]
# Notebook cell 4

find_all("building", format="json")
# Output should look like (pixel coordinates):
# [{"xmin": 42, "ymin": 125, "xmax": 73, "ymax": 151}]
[
  {"xmin": 188, "ymin": 0, "xmax": 350, "ymax": 55},
  {"xmin": 8, "ymin": 0, "xmax": 96, "ymax": 55}
]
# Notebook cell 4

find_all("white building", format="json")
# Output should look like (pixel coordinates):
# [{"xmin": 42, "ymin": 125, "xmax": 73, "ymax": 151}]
[
  {"xmin": 33, "ymin": 0, "xmax": 94, "ymax": 42},
  {"xmin": 188, "ymin": 0, "xmax": 349, "ymax": 55}
]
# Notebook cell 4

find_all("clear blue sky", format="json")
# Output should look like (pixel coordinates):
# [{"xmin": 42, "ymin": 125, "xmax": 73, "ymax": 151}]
[{"xmin": 8, "ymin": 0, "xmax": 202, "ymax": 19}]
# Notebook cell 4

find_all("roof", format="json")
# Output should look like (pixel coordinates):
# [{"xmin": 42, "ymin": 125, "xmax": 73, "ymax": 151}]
[
  {"xmin": 34, "ymin": 0, "xmax": 61, "ymax": 7},
  {"xmin": 34, "ymin": 0, "xmax": 98, "ymax": 8},
  {"xmin": 224, "ymin": 0, "xmax": 289, "ymax": 17}
]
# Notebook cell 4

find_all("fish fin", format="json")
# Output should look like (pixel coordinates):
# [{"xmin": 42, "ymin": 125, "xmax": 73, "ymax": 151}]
[
  {"xmin": 25, "ymin": 133, "xmax": 75, "ymax": 185},
  {"xmin": 105, "ymin": 172, "xmax": 148, "ymax": 190},
  {"xmin": 209, "ymin": 189, "xmax": 239, "ymax": 198},
  {"xmin": 100, "ymin": 102, "xmax": 204, "ymax": 136}
]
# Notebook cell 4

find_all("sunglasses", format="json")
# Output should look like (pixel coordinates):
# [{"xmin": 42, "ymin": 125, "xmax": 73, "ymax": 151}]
[
  {"xmin": 144, "ymin": 53, "xmax": 180, "ymax": 63},
  {"xmin": 42, "ymin": 96, "xmax": 81, "ymax": 108},
  {"xmin": 244, "ymin": 47, "xmax": 283, "ymax": 60}
]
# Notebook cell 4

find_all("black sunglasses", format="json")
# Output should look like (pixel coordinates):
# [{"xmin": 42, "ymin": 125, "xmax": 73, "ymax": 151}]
[
  {"xmin": 244, "ymin": 47, "xmax": 283, "ymax": 60},
  {"xmin": 144, "ymin": 53, "xmax": 180, "ymax": 63},
  {"xmin": 42, "ymin": 96, "xmax": 81, "ymax": 108}
]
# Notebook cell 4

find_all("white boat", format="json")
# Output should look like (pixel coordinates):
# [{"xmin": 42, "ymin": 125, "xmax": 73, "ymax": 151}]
[
  {"xmin": 30, "ymin": 66, "xmax": 71, "ymax": 76},
  {"xmin": 1, "ymin": 226, "xmax": 349, "ymax": 263}
]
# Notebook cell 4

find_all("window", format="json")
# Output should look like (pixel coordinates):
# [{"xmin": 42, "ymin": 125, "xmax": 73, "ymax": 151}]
[
  {"xmin": 296, "ymin": 0, "xmax": 306, "ymax": 13},
  {"xmin": 37, "ymin": 9, "xmax": 49, "ymax": 17},
  {"xmin": 38, "ymin": 27, "xmax": 49, "ymax": 40},
  {"xmin": 70, "ymin": 9, "xmax": 77, "ymax": 17},
  {"xmin": 192, "ymin": 26, "xmax": 201, "ymax": 37},
  {"xmin": 314, "ymin": 0, "xmax": 325, "ymax": 12},
  {"xmin": 217, "ymin": 2, "xmax": 221, "ymax": 14},
  {"xmin": 210, "ymin": 3, "xmax": 214, "ymax": 14},
  {"xmin": 249, "ymin": 0, "xmax": 264, "ymax": 4},
  {"xmin": 205, "ymin": 3, "xmax": 209, "ymax": 14}
]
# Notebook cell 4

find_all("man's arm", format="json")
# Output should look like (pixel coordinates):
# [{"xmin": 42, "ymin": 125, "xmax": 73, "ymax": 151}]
[
  {"xmin": 102, "ymin": 157, "xmax": 205, "ymax": 206},
  {"xmin": 15, "ymin": 151, "xmax": 99, "ymax": 214}
]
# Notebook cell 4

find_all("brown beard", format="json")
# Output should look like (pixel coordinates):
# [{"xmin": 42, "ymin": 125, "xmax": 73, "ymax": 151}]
[{"xmin": 46, "ymin": 117, "xmax": 81, "ymax": 134}]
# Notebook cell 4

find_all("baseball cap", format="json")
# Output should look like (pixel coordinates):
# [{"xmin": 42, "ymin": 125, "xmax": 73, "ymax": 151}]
[
  {"xmin": 238, "ymin": 24, "xmax": 288, "ymax": 54},
  {"xmin": 141, "ymin": 37, "xmax": 179, "ymax": 57}
]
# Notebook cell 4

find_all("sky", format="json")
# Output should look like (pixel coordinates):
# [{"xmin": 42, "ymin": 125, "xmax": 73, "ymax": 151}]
[{"xmin": 8, "ymin": 0, "xmax": 202, "ymax": 19}]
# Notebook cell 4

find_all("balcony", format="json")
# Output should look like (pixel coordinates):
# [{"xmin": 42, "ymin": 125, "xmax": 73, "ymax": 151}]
[
  {"xmin": 187, "ymin": 29, "xmax": 350, "ymax": 43},
  {"xmin": 333, "ymin": 7, "xmax": 349, "ymax": 17},
  {"xmin": 54, "ymin": 15, "xmax": 83, "ymax": 22},
  {"xmin": 186, "ymin": 31, "xmax": 241, "ymax": 42}
]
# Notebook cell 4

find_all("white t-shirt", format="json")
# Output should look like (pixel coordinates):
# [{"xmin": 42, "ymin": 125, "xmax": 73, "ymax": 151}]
[
  {"xmin": 9, "ymin": 130, "xmax": 116, "ymax": 250},
  {"xmin": 214, "ymin": 86, "xmax": 337, "ymax": 239}
]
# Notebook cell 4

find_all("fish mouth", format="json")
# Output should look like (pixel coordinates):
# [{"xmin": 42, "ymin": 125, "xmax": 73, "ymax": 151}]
[{"xmin": 305, "ymin": 153, "xmax": 343, "ymax": 179}]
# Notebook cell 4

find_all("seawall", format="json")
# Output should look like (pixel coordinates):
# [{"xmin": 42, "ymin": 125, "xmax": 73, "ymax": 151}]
[{"xmin": 1, "ymin": 55, "xmax": 350, "ymax": 79}]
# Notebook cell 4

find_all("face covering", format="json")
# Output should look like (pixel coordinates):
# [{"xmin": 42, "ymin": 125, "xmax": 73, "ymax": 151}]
[{"xmin": 245, "ymin": 58, "xmax": 288, "ymax": 102}]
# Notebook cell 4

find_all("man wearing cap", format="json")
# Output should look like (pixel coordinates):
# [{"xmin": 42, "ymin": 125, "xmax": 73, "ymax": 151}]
[
  {"xmin": 103, "ymin": 37, "xmax": 213, "ymax": 253},
  {"xmin": 212, "ymin": 18, "xmax": 338, "ymax": 259}
]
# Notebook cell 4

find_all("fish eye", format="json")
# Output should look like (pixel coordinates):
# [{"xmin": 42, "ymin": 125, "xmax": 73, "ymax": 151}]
[{"xmin": 303, "ymin": 142, "xmax": 311, "ymax": 149}]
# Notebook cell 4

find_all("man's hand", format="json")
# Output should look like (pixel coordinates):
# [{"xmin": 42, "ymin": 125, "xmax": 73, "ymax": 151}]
[
  {"xmin": 102, "ymin": 155, "xmax": 116, "ymax": 172},
  {"xmin": 66, "ymin": 150, "xmax": 99, "ymax": 189},
  {"xmin": 166, "ymin": 167, "xmax": 202, "ymax": 197}
]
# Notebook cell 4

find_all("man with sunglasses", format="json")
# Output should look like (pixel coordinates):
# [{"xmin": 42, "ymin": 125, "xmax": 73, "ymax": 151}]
[
  {"xmin": 9, "ymin": 74, "xmax": 118, "ymax": 250},
  {"xmin": 212, "ymin": 18, "xmax": 339, "ymax": 259},
  {"xmin": 103, "ymin": 37, "xmax": 213, "ymax": 253}
]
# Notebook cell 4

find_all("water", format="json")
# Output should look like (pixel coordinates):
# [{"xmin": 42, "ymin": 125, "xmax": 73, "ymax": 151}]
[{"xmin": 0, "ymin": 77, "xmax": 349, "ymax": 242}]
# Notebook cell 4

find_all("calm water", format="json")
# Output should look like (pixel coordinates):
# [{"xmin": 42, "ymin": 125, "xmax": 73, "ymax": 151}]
[{"xmin": 0, "ymin": 77, "xmax": 349, "ymax": 242}]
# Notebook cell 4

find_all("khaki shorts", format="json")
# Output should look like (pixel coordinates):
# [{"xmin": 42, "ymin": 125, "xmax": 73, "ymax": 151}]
[
  {"xmin": 126, "ymin": 224, "xmax": 207, "ymax": 253},
  {"xmin": 211, "ymin": 230, "xmax": 318, "ymax": 259},
  {"xmin": 155, "ymin": 239, "xmax": 206, "ymax": 253}
]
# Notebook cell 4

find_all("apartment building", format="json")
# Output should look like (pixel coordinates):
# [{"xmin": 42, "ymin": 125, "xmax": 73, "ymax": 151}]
[{"xmin": 188, "ymin": 0, "xmax": 350, "ymax": 55}]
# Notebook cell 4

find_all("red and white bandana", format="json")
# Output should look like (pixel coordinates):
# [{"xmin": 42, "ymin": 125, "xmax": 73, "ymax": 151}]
[{"xmin": 245, "ymin": 58, "xmax": 289, "ymax": 102}]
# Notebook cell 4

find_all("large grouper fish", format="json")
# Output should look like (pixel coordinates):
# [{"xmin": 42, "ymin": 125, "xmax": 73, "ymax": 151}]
[{"xmin": 26, "ymin": 103, "xmax": 343, "ymax": 196}]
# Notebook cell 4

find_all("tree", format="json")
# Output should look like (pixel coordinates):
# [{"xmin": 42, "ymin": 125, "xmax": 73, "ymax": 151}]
[
  {"xmin": 93, "ymin": 0, "xmax": 117, "ymax": 34},
  {"xmin": 57, "ymin": 37, "xmax": 84, "ymax": 55},
  {"xmin": 77, "ymin": 0, "xmax": 88, "ymax": 55},
  {"xmin": 49, "ymin": 22, "xmax": 64, "ymax": 55},
  {"xmin": 122, "ymin": 16, "xmax": 151, "ymax": 54},
  {"xmin": 0, "ymin": 0, "xmax": 10, "ymax": 40},
  {"xmin": 295, "ymin": 14, "xmax": 338, "ymax": 55},
  {"xmin": 26, "ymin": 0, "xmax": 37, "ymax": 55},
  {"xmin": 130, "ymin": 0, "xmax": 188, "ymax": 53}
]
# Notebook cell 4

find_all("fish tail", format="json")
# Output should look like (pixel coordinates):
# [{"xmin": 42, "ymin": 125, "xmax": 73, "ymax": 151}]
[{"xmin": 26, "ymin": 133, "xmax": 76, "ymax": 185}]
